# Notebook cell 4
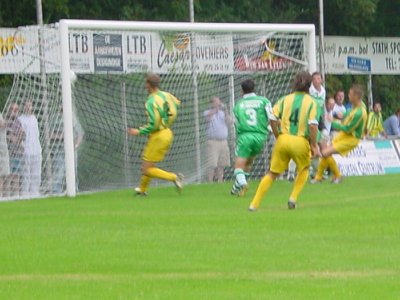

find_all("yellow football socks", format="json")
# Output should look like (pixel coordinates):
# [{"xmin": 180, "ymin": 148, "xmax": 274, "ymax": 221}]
[
  {"xmin": 289, "ymin": 168, "xmax": 309, "ymax": 202},
  {"xmin": 315, "ymin": 157, "xmax": 328, "ymax": 181},
  {"xmin": 326, "ymin": 156, "xmax": 341, "ymax": 179},
  {"xmin": 139, "ymin": 175, "xmax": 151, "ymax": 192},
  {"xmin": 249, "ymin": 174, "xmax": 274, "ymax": 209},
  {"xmin": 146, "ymin": 167, "xmax": 177, "ymax": 181}
]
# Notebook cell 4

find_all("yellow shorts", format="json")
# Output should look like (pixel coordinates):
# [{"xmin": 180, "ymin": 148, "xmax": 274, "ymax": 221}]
[
  {"xmin": 142, "ymin": 128, "xmax": 173, "ymax": 162},
  {"xmin": 270, "ymin": 134, "xmax": 311, "ymax": 174},
  {"xmin": 332, "ymin": 131, "xmax": 360, "ymax": 156}
]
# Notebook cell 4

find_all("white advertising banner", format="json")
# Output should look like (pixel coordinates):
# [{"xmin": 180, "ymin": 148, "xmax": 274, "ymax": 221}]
[
  {"xmin": 43, "ymin": 29, "xmax": 95, "ymax": 74},
  {"xmin": 0, "ymin": 28, "xmax": 40, "ymax": 73},
  {"xmin": 123, "ymin": 32, "xmax": 152, "ymax": 73},
  {"xmin": 1, "ymin": 28, "xmax": 234, "ymax": 75},
  {"xmin": 151, "ymin": 32, "xmax": 192, "ymax": 74},
  {"xmin": 193, "ymin": 33, "xmax": 233, "ymax": 74},
  {"xmin": 323, "ymin": 36, "xmax": 400, "ymax": 74},
  {"xmin": 333, "ymin": 140, "xmax": 400, "ymax": 176},
  {"xmin": 68, "ymin": 30, "xmax": 94, "ymax": 73},
  {"xmin": 151, "ymin": 32, "xmax": 233, "ymax": 74},
  {"xmin": 42, "ymin": 28, "xmax": 61, "ymax": 73}
]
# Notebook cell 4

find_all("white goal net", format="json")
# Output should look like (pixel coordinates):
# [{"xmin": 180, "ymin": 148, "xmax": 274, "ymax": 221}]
[{"xmin": 0, "ymin": 21, "xmax": 315, "ymax": 199}]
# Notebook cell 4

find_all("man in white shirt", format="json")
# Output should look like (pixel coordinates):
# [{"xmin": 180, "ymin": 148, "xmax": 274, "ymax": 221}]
[
  {"xmin": 18, "ymin": 101, "xmax": 42, "ymax": 196},
  {"xmin": 332, "ymin": 90, "xmax": 346, "ymax": 119},
  {"xmin": 309, "ymin": 72, "xmax": 326, "ymax": 103},
  {"xmin": 0, "ymin": 112, "xmax": 10, "ymax": 197},
  {"xmin": 324, "ymin": 97, "xmax": 336, "ymax": 136}
]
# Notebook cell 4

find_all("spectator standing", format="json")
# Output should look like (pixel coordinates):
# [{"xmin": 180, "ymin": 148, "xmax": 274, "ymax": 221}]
[
  {"xmin": 324, "ymin": 97, "xmax": 336, "ymax": 136},
  {"xmin": 332, "ymin": 90, "xmax": 347, "ymax": 121},
  {"xmin": 366, "ymin": 102, "xmax": 386, "ymax": 138},
  {"xmin": 6, "ymin": 103, "xmax": 25, "ymax": 197},
  {"xmin": 309, "ymin": 72, "xmax": 326, "ymax": 104},
  {"xmin": 203, "ymin": 96, "xmax": 231, "ymax": 182},
  {"xmin": 50, "ymin": 108, "xmax": 84, "ymax": 193},
  {"xmin": 383, "ymin": 109, "xmax": 400, "ymax": 137},
  {"xmin": 0, "ymin": 112, "xmax": 10, "ymax": 197},
  {"xmin": 18, "ymin": 101, "xmax": 42, "ymax": 196}
]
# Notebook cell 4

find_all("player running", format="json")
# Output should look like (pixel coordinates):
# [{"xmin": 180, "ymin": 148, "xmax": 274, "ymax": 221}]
[
  {"xmin": 231, "ymin": 79, "xmax": 272, "ymax": 196},
  {"xmin": 249, "ymin": 71, "xmax": 320, "ymax": 211},
  {"xmin": 287, "ymin": 71, "xmax": 326, "ymax": 181},
  {"xmin": 127, "ymin": 73, "xmax": 183, "ymax": 196},
  {"xmin": 313, "ymin": 84, "xmax": 368, "ymax": 183}
]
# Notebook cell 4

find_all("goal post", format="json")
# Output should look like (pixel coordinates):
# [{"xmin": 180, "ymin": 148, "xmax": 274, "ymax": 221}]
[
  {"xmin": 59, "ymin": 22, "xmax": 76, "ymax": 197},
  {"xmin": 1, "ymin": 20, "xmax": 316, "ymax": 200},
  {"xmin": 59, "ymin": 20, "xmax": 316, "ymax": 197}
]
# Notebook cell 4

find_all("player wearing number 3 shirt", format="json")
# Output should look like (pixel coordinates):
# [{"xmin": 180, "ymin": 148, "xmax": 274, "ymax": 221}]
[
  {"xmin": 249, "ymin": 71, "xmax": 320, "ymax": 211},
  {"xmin": 231, "ymin": 79, "xmax": 272, "ymax": 196}
]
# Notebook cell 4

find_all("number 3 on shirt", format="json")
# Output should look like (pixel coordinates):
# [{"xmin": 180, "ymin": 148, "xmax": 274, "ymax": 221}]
[{"xmin": 245, "ymin": 108, "xmax": 257, "ymax": 126}]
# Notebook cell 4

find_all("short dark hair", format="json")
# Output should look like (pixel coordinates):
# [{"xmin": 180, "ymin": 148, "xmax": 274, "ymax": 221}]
[
  {"xmin": 350, "ymin": 84, "xmax": 364, "ymax": 98},
  {"xmin": 292, "ymin": 71, "xmax": 312, "ymax": 92},
  {"xmin": 395, "ymin": 108, "xmax": 400, "ymax": 115},
  {"xmin": 241, "ymin": 79, "xmax": 255, "ymax": 94},
  {"xmin": 334, "ymin": 89, "xmax": 344, "ymax": 99},
  {"xmin": 146, "ymin": 73, "xmax": 160, "ymax": 88},
  {"xmin": 311, "ymin": 71, "xmax": 321, "ymax": 78}
]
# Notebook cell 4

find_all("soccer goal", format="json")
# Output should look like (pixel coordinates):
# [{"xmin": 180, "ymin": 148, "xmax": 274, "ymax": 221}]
[{"xmin": 1, "ymin": 20, "xmax": 316, "ymax": 199}]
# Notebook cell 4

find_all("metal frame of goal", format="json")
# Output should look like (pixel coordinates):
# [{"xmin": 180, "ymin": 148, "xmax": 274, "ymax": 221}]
[{"xmin": 58, "ymin": 20, "xmax": 316, "ymax": 197}]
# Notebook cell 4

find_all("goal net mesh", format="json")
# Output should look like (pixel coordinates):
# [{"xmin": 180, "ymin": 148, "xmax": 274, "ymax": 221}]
[{"xmin": 0, "ymin": 24, "xmax": 312, "ymax": 199}]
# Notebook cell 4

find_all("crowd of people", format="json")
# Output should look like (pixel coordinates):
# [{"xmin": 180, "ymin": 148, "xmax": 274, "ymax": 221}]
[
  {"xmin": 0, "ymin": 101, "xmax": 84, "ymax": 198},
  {"xmin": 0, "ymin": 102, "xmax": 41, "ymax": 198}
]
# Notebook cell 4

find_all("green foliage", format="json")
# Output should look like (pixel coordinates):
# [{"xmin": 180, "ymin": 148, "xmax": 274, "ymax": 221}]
[
  {"xmin": 324, "ymin": 0, "xmax": 379, "ymax": 35},
  {"xmin": 0, "ymin": 0, "xmax": 399, "ymax": 112},
  {"xmin": 372, "ymin": 76, "xmax": 400, "ymax": 118},
  {"xmin": 0, "ymin": 75, "xmax": 13, "ymax": 111},
  {"xmin": 0, "ymin": 175, "xmax": 400, "ymax": 299},
  {"xmin": 371, "ymin": 0, "xmax": 400, "ymax": 36}
]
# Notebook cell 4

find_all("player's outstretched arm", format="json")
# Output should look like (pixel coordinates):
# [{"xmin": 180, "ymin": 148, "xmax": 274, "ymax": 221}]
[
  {"xmin": 270, "ymin": 119, "xmax": 280, "ymax": 139},
  {"xmin": 127, "ymin": 127, "xmax": 140, "ymax": 136},
  {"xmin": 309, "ymin": 124, "xmax": 321, "ymax": 157}
]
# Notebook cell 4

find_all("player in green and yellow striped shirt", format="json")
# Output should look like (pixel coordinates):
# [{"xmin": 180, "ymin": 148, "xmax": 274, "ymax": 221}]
[
  {"xmin": 313, "ymin": 84, "xmax": 368, "ymax": 183},
  {"xmin": 366, "ymin": 102, "xmax": 386, "ymax": 138},
  {"xmin": 249, "ymin": 71, "xmax": 320, "ymax": 211},
  {"xmin": 127, "ymin": 73, "xmax": 183, "ymax": 195}
]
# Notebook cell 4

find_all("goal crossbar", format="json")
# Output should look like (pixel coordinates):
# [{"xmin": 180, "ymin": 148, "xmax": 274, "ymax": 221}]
[
  {"xmin": 60, "ymin": 19, "xmax": 315, "ymax": 34},
  {"xmin": 58, "ymin": 20, "xmax": 317, "ymax": 197}
]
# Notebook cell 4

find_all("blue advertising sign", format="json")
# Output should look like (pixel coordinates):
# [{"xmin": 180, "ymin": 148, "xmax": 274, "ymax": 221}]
[{"xmin": 347, "ymin": 56, "xmax": 371, "ymax": 72}]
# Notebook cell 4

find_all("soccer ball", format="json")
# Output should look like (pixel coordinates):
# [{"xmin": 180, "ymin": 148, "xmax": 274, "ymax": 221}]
[{"xmin": 70, "ymin": 70, "xmax": 77, "ymax": 85}]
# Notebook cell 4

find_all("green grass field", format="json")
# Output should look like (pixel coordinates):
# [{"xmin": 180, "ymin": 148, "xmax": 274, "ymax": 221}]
[{"xmin": 1, "ymin": 174, "xmax": 400, "ymax": 299}]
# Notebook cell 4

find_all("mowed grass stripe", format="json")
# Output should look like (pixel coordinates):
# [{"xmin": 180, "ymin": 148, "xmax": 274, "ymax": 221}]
[
  {"xmin": 0, "ymin": 174, "xmax": 399, "ymax": 299},
  {"xmin": 0, "ymin": 269, "xmax": 398, "ymax": 282}
]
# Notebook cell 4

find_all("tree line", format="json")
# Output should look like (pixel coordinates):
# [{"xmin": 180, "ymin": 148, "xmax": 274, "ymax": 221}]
[{"xmin": 1, "ymin": 0, "xmax": 400, "ymax": 114}]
